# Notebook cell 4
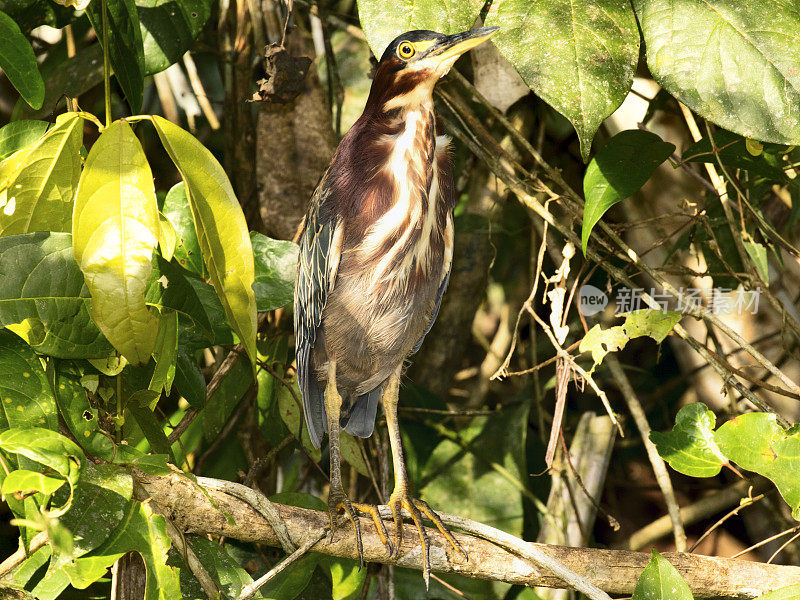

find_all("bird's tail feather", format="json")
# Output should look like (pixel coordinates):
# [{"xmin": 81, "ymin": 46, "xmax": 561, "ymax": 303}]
[
  {"xmin": 302, "ymin": 376, "xmax": 327, "ymax": 449},
  {"xmin": 341, "ymin": 386, "xmax": 383, "ymax": 438}
]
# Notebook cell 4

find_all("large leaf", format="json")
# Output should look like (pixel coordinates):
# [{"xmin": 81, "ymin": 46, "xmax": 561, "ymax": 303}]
[
  {"xmin": 420, "ymin": 402, "xmax": 529, "ymax": 535},
  {"xmin": 251, "ymin": 232, "xmax": 298, "ymax": 312},
  {"xmin": 170, "ymin": 537, "xmax": 252, "ymax": 599},
  {"xmin": 151, "ymin": 116, "xmax": 257, "ymax": 365},
  {"xmin": 634, "ymin": 0, "xmax": 800, "ymax": 145},
  {"xmin": 0, "ymin": 10, "xmax": 44, "ymax": 109},
  {"xmin": 650, "ymin": 403, "xmax": 728, "ymax": 477},
  {"xmin": 0, "ymin": 113, "xmax": 82, "ymax": 235},
  {"xmin": 86, "ymin": 0, "xmax": 145, "ymax": 112},
  {"xmin": 582, "ymin": 130, "xmax": 675, "ymax": 251},
  {"xmin": 73, "ymin": 119, "xmax": 160, "ymax": 365},
  {"xmin": 64, "ymin": 499, "xmax": 181, "ymax": 598},
  {"xmin": 137, "ymin": 0, "xmax": 212, "ymax": 75},
  {"xmin": 714, "ymin": 412, "xmax": 800, "ymax": 520},
  {"xmin": 356, "ymin": 0, "xmax": 483, "ymax": 57},
  {"xmin": 0, "ymin": 329, "xmax": 58, "ymax": 435},
  {"xmin": 632, "ymin": 549, "xmax": 692, "ymax": 600},
  {"xmin": 0, "ymin": 120, "xmax": 49, "ymax": 161},
  {"xmin": 0, "ymin": 232, "xmax": 112, "ymax": 358},
  {"xmin": 487, "ymin": 0, "xmax": 639, "ymax": 161},
  {"xmin": 682, "ymin": 129, "xmax": 787, "ymax": 181}
]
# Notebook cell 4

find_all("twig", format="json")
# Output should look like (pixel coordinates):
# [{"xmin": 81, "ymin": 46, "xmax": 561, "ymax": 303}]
[
  {"xmin": 689, "ymin": 489, "xmax": 765, "ymax": 552},
  {"xmin": 236, "ymin": 530, "xmax": 327, "ymax": 600},
  {"xmin": 244, "ymin": 434, "xmax": 294, "ymax": 488},
  {"xmin": 0, "ymin": 531, "xmax": 48, "ymax": 579},
  {"xmin": 196, "ymin": 476, "xmax": 296, "ymax": 554},
  {"xmin": 768, "ymin": 530, "xmax": 800, "ymax": 564},
  {"xmin": 731, "ymin": 526, "xmax": 800, "ymax": 559},
  {"xmin": 606, "ymin": 355, "xmax": 687, "ymax": 552},
  {"xmin": 183, "ymin": 52, "xmax": 221, "ymax": 130}
]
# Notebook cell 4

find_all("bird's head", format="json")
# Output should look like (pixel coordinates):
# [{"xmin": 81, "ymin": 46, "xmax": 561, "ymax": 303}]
[{"xmin": 368, "ymin": 27, "xmax": 499, "ymax": 112}]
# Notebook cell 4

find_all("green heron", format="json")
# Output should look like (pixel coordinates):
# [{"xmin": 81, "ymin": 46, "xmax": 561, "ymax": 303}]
[{"xmin": 294, "ymin": 26, "xmax": 498, "ymax": 580}]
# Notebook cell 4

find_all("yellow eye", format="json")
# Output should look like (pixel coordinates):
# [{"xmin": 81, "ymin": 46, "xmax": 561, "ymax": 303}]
[{"xmin": 397, "ymin": 42, "xmax": 415, "ymax": 59}]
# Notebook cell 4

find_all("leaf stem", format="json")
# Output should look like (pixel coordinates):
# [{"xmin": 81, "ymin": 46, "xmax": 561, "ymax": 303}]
[
  {"xmin": 115, "ymin": 371, "xmax": 124, "ymax": 443},
  {"xmin": 101, "ymin": 0, "xmax": 112, "ymax": 126}
]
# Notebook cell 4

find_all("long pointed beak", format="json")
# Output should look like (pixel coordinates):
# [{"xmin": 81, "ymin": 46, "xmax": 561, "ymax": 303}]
[{"xmin": 426, "ymin": 26, "xmax": 500, "ymax": 64}]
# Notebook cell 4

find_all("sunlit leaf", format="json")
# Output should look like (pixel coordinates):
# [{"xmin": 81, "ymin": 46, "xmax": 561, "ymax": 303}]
[
  {"xmin": 64, "ymin": 499, "xmax": 181, "ymax": 597},
  {"xmin": 582, "ymin": 130, "xmax": 675, "ymax": 251},
  {"xmin": 161, "ymin": 182, "xmax": 204, "ymax": 277},
  {"xmin": 743, "ymin": 237, "xmax": 770, "ymax": 284},
  {"xmin": 73, "ymin": 119, "xmax": 160, "ymax": 365},
  {"xmin": 580, "ymin": 310, "xmax": 682, "ymax": 370},
  {"xmin": 487, "ymin": 0, "xmax": 639, "ymax": 161},
  {"xmin": 251, "ymin": 232, "xmax": 298, "ymax": 312},
  {"xmin": 151, "ymin": 116, "xmax": 257, "ymax": 365},
  {"xmin": 0, "ymin": 120, "xmax": 49, "ymax": 161},
  {"xmin": 340, "ymin": 432, "xmax": 369, "ymax": 477},
  {"xmin": 157, "ymin": 211, "xmax": 177, "ymax": 261},
  {"xmin": 149, "ymin": 309, "xmax": 177, "ymax": 395},
  {"xmin": 0, "ymin": 329, "xmax": 58, "ymax": 436},
  {"xmin": 754, "ymin": 585, "xmax": 800, "ymax": 600},
  {"xmin": 1, "ymin": 469, "xmax": 65, "ymax": 496},
  {"xmin": 0, "ymin": 10, "xmax": 45, "ymax": 109},
  {"xmin": 632, "ymin": 549, "xmax": 692, "ymax": 600},
  {"xmin": 0, "ymin": 232, "xmax": 113, "ymax": 359},
  {"xmin": 650, "ymin": 403, "xmax": 727, "ymax": 477},
  {"xmin": 86, "ymin": 0, "xmax": 145, "ymax": 112},
  {"xmin": 634, "ymin": 0, "xmax": 800, "ymax": 145},
  {"xmin": 356, "ymin": 0, "xmax": 483, "ymax": 57},
  {"xmin": 0, "ymin": 113, "xmax": 82, "ymax": 236},
  {"xmin": 325, "ymin": 557, "xmax": 367, "ymax": 600},
  {"xmin": 714, "ymin": 412, "xmax": 800, "ymax": 520}
]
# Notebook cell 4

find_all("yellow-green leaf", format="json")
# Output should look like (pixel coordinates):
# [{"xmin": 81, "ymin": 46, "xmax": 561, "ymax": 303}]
[
  {"xmin": 0, "ymin": 113, "xmax": 82, "ymax": 236},
  {"xmin": 73, "ymin": 119, "xmax": 160, "ymax": 365},
  {"xmin": 157, "ymin": 211, "xmax": 177, "ymax": 261},
  {"xmin": 150, "ymin": 116, "xmax": 256, "ymax": 365}
]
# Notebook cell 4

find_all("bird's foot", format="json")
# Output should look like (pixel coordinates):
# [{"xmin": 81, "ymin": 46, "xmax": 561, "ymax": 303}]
[
  {"xmin": 327, "ymin": 488, "xmax": 364, "ymax": 567},
  {"xmin": 351, "ymin": 502, "xmax": 393, "ymax": 556},
  {"xmin": 388, "ymin": 490, "xmax": 468, "ymax": 586}
]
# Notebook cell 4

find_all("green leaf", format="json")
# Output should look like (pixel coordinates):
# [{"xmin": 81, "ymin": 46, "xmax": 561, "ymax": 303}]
[
  {"xmin": 582, "ymin": 130, "xmax": 675, "ymax": 251},
  {"xmin": 64, "ymin": 499, "xmax": 181, "ymax": 597},
  {"xmin": 0, "ymin": 112, "xmax": 82, "ymax": 235},
  {"xmin": 149, "ymin": 309, "xmax": 177, "ymax": 395},
  {"xmin": 86, "ymin": 0, "xmax": 145, "ymax": 112},
  {"xmin": 0, "ymin": 232, "xmax": 113, "ymax": 359},
  {"xmin": 258, "ymin": 555, "xmax": 318, "ymax": 600},
  {"xmin": 755, "ymin": 585, "xmax": 800, "ymax": 600},
  {"xmin": 632, "ymin": 549, "xmax": 692, "ymax": 600},
  {"xmin": 251, "ymin": 232, "xmax": 298, "ymax": 312},
  {"xmin": 270, "ymin": 491, "xmax": 327, "ymax": 512},
  {"xmin": 136, "ymin": 0, "xmax": 212, "ymax": 75},
  {"xmin": 743, "ymin": 237, "xmax": 770, "ymax": 284},
  {"xmin": 650, "ymin": 403, "xmax": 728, "ymax": 477},
  {"xmin": 325, "ymin": 557, "xmax": 367, "ymax": 600},
  {"xmin": 201, "ymin": 357, "xmax": 252, "ymax": 441},
  {"xmin": 53, "ymin": 364, "xmax": 116, "ymax": 462},
  {"xmin": 682, "ymin": 129, "xmax": 787, "ymax": 180},
  {"xmin": 339, "ymin": 432, "xmax": 369, "ymax": 477},
  {"xmin": 356, "ymin": 0, "xmax": 483, "ymax": 57},
  {"xmin": 420, "ymin": 402, "xmax": 529, "ymax": 535},
  {"xmin": 128, "ymin": 403, "xmax": 175, "ymax": 460},
  {"xmin": 151, "ymin": 116, "xmax": 257, "ymax": 365},
  {"xmin": 157, "ymin": 211, "xmax": 177, "ymax": 261},
  {"xmin": 0, "ymin": 10, "xmax": 44, "ymax": 109},
  {"xmin": 579, "ymin": 310, "xmax": 682, "ymax": 370},
  {"xmin": 714, "ymin": 412, "xmax": 800, "ymax": 519},
  {"xmin": 161, "ymin": 182, "xmax": 204, "ymax": 277},
  {"xmin": 276, "ymin": 375, "xmax": 321, "ymax": 462},
  {"xmin": 0, "ymin": 120, "xmax": 49, "ymax": 161},
  {"xmin": 634, "ymin": 0, "xmax": 800, "ymax": 145},
  {"xmin": 2, "ymin": 469, "xmax": 64, "ymax": 496},
  {"xmin": 487, "ymin": 0, "xmax": 639, "ymax": 161},
  {"xmin": 73, "ymin": 119, "xmax": 161, "ymax": 365},
  {"xmin": 20, "ymin": 44, "xmax": 104, "ymax": 121},
  {"xmin": 174, "ymin": 348, "xmax": 206, "ymax": 408},
  {"xmin": 0, "ymin": 329, "xmax": 58, "ymax": 435},
  {"xmin": 171, "ymin": 537, "xmax": 252, "ymax": 599}
]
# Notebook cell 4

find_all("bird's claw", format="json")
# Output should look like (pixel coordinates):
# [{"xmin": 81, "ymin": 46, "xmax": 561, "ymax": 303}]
[
  {"xmin": 387, "ymin": 491, "xmax": 468, "ymax": 587},
  {"xmin": 327, "ymin": 488, "xmax": 364, "ymax": 567}
]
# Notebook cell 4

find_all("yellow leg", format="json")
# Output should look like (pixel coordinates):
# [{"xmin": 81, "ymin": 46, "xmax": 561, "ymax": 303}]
[
  {"xmin": 383, "ymin": 368, "xmax": 467, "ymax": 586},
  {"xmin": 325, "ymin": 361, "xmax": 365, "ymax": 564}
]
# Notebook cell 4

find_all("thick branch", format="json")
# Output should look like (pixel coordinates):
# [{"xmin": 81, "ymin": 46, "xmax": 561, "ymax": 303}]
[{"xmin": 137, "ymin": 470, "xmax": 800, "ymax": 598}]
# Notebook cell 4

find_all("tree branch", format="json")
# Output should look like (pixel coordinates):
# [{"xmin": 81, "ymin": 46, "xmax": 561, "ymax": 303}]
[{"xmin": 135, "ymin": 470, "xmax": 800, "ymax": 599}]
